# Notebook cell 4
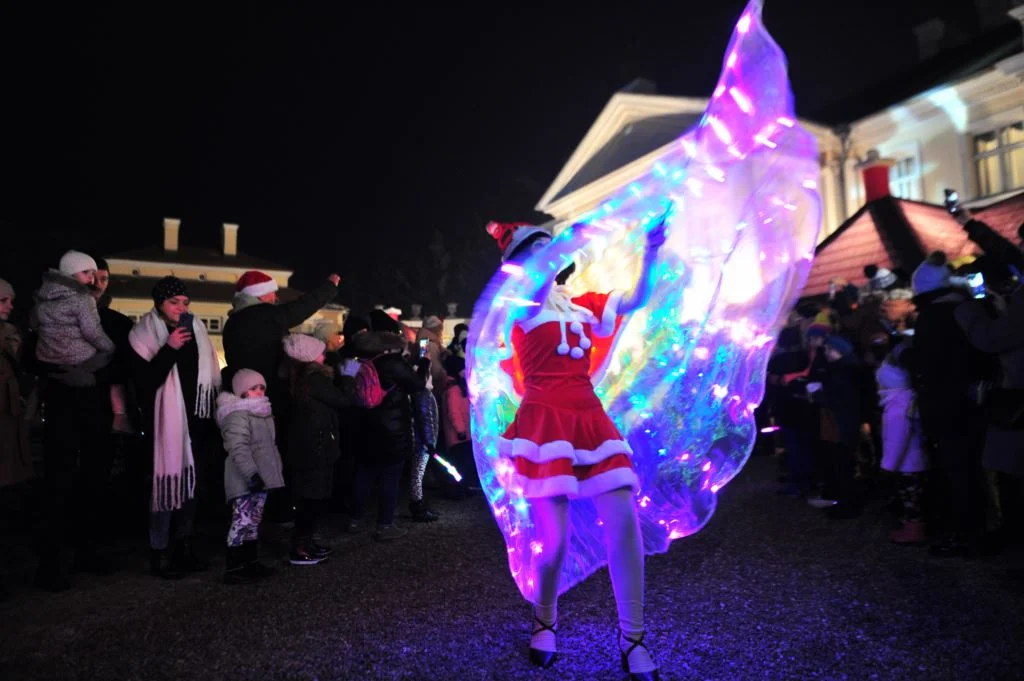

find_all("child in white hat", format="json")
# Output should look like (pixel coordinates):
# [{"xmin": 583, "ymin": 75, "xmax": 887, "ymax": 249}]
[{"xmin": 216, "ymin": 368, "xmax": 285, "ymax": 583}]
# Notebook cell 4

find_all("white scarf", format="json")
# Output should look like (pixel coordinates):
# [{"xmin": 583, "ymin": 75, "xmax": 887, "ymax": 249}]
[{"xmin": 129, "ymin": 309, "xmax": 220, "ymax": 512}]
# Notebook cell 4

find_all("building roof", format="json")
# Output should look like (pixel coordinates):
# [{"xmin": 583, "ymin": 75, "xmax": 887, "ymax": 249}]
[
  {"xmin": 802, "ymin": 191, "xmax": 1024, "ymax": 297},
  {"xmin": 807, "ymin": 21, "xmax": 1023, "ymax": 127},
  {"xmin": 107, "ymin": 275, "xmax": 306, "ymax": 304},
  {"xmin": 105, "ymin": 244, "xmax": 291, "ymax": 273},
  {"xmin": 548, "ymin": 111, "xmax": 703, "ymax": 203}
]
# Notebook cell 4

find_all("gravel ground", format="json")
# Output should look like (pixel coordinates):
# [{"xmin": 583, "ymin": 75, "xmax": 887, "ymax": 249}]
[{"xmin": 2, "ymin": 455, "xmax": 1022, "ymax": 681}]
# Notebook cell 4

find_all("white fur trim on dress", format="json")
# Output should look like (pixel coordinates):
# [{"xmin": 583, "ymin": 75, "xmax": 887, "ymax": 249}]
[
  {"xmin": 499, "ymin": 436, "xmax": 633, "ymax": 465},
  {"xmin": 514, "ymin": 466, "xmax": 639, "ymax": 499},
  {"xmin": 591, "ymin": 290, "xmax": 623, "ymax": 338},
  {"xmin": 240, "ymin": 279, "xmax": 278, "ymax": 298}
]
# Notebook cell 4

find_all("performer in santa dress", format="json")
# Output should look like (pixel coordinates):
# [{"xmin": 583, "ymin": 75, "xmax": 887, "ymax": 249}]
[{"xmin": 486, "ymin": 217, "xmax": 668, "ymax": 681}]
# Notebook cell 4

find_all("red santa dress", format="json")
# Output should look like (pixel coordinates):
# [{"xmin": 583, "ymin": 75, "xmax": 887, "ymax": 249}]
[{"xmin": 499, "ymin": 288, "xmax": 638, "ymax": 498}]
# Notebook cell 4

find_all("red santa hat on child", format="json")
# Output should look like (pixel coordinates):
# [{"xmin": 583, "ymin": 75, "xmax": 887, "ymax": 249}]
[
  {"xmin": 235, "ymin": 270, "xmax": 279, "ymax": 298},
  {"xmin": 486, "ymin": 221, "xmax": 550, "ymax": 262}
]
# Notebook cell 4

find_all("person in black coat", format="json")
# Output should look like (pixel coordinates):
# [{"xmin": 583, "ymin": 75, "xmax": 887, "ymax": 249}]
[
  {"xmin": 814, "ymin": 335, "xmax": 864, "ymax": 518},
  {"xmin": 282, "ymin": 333, "xmax": 359, "ymax": 565},
  {"xmin": 222, "ymin": 270, "xmax": 340, "ymax": 402},
  {"xmin": 348, "ymin": 317, "xmax": 427, "ymax": 542},
  {"xmin": 910, "ymin": 252, "xmax": 994, "ymax": 556}
]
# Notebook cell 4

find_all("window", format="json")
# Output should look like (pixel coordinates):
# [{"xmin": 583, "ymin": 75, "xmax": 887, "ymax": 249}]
[
  {"xmin": 889, "ymin": 157, "xmax": 920, "ymax": 200},
  {"xmin": 200, "ymin": 317, "xmax": 222, "ymax": 333},
  {"xmin": 973, "ymin": 122, "xmax": 1024, "ymax": 197}
]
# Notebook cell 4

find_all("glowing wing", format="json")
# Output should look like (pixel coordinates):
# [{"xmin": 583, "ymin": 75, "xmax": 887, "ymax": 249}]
[{"xmin": 467, "ymin": 0, "xmax": 821, "ymax": 602}]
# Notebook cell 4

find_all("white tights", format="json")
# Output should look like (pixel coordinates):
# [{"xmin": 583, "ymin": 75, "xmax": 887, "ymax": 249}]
[{"xmin": 529, "ymin": 487, "xmax": 653, "ymax": 671}]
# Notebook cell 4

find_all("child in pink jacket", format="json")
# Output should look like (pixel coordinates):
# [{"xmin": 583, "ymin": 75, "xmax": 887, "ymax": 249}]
[{"xmin": 442, "ymin": 354, "xmax": 475, "ymax": 493}]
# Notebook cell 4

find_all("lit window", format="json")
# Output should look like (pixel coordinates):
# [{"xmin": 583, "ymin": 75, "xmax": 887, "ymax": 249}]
[
  {"xmin": 889, "ymin": 157, "xmax": 920, "ymax": 200},
  {"xmin": 200, "ymin": 317, "xmax": 223, "ymax": 333},
  {"xmin": 973, "ymin": 122, "xmax": 1024, "ymax": 197}
]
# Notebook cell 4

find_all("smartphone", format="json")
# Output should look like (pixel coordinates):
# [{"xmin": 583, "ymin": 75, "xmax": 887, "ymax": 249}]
[
  {"xmin": 944, "ymin": 188, "xmax": 962, "ymax": 216},
  {"xmin": 418, "ymin": 338, "xmax": 429, "ymax": 358},
  {"xmin": 178, "ymin": 312, "xmax": 195, "ymax": 330},
  {"xmin": 966, "ymin": 271, "xmax": 986, "ymax": 299}
]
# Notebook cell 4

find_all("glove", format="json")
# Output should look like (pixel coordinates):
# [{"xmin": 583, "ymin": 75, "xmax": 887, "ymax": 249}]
[
  {"xmin": 248, "ymin": 473, "xmax": 266, "ymax": 492},
  {"xmin": 340, "ymin": 358, "xmax": 361, "ymax": 377}
]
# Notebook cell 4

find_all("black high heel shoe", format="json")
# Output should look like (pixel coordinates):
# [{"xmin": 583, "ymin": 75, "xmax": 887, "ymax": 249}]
[
  {"xmin": 620, "ymin": 630, "xmax": 660, "ymax": 681},
  {"xmin": 528, "ymin": 616, "xmax": 558, "ymax": 668}
]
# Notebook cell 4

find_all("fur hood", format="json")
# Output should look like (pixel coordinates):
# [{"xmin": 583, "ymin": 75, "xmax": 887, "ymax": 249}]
[
  {"xmin": 35, "ymin": 269, "xmax": 92, "ymax": 303},
  {"xmin": 350, "ymin": 330, "xmax": 407, "ymax": 358},
  {"xmin": 215, "ymin": 391, "xmax": 273, "ymax": 425}
]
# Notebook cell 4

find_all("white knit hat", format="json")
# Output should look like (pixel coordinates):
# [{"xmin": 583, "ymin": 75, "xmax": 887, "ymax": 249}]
[
  {"xmin": 423, "ymin": 315, "xmax": 443, "ymax": 331},
  {"xmin": 282, "ymin": 333, "xmax": 326, "ymax": 363},
  {"xmin": 59, "ymin": 250, "xmax": 98, "ymax": 277},
  {"xmin": 232, "ymin": 368, "xmax": 267, "ymax": 397}
]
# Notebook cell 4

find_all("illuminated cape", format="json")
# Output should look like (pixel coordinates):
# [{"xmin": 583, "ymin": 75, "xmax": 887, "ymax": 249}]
[{"xmin": 466, "ymin": 0, "xmax": 822, "ymax": 602}]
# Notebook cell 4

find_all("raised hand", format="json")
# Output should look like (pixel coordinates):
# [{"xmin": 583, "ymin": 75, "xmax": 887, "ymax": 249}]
[{"xmin": 327, "ymin": 274, "xmax": 341, "ymax": 286}]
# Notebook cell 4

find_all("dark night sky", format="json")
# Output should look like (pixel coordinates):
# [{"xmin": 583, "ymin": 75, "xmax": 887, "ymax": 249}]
[{"xmin": 0, "ymin": 1, "xmax": 1006, "ymax": 314}]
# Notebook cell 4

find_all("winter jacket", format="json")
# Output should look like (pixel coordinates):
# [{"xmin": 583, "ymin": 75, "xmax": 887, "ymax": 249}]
[
  {"xmin": 350, "ymin": 331, "xmax": 426, "ymax": 466},
  {"xmin": 222, "ymin": 280, "xmax": 338, "ymax": 399},
  {"xmin": 216, "ymin": 392, "xmax": 285, "ymax": 501},
  {"xmin": 442, "ymin": 376, "xmax": 470, "ymax": 449},
  {"xmin": 287, "ymin": 364, "xmax": 358, "ymax": 500},
  {"xmin": 415, "ymin": 326, "xmax": 448, "ymax": 389},
  {"xmin": 32, "ymin": 270, "xmax": 114, "ymax": 367},
  {"xmin": 955, "ymin": 289, "xmax": 1024, "ymax": 476},
  {"xmin": 819, "ymin": 356, "xmax": 862, "ymax": 448},
  {"xmin": 97, "ymin": 294, "xmax": 135, "ymax": 386},
  {"xmin": 0, "ymin": 322, "xmax": 32, "ymax": 487},
  {"xmin": 130, "ymin": 324, "xmax": 204, "ymax": 432},
  {"xmin": 876, "ymin": 357, "xmax": 928, "ymax": 473},
  {"xmin": 412, "ymin": 388, "xmax": 439, "ymax": 452},
  {"xmin": 910, "ymin": 288, "xmax": 993, "ymax": 441}
]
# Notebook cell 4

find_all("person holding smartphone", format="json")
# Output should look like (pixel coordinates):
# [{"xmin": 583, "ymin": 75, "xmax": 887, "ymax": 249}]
[{"xmin": 129, "ymin": 276, "xmax": 221, "ymax": 578}]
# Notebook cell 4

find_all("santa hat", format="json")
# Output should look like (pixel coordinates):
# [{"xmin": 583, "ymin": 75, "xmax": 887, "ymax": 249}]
[
  {"xmin": 486, "ymin": 221, "xmax": 550, "ymax": 262},
  {"xmin": 235, "ymin": 270, "xmax": 279, "ymax": 298}
]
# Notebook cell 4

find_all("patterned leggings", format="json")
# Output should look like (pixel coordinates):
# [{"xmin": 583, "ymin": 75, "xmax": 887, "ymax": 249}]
[
  {"xmin": 897, "ymin": 473, "xmax": 925, "ymax": 523},
  {"xmin": 226, "ymin": 491, "xmax": 268, "ymax": 547},
  {"xmin": 409, "ymin": 447, "xmax": 430, "ymax": 503}
]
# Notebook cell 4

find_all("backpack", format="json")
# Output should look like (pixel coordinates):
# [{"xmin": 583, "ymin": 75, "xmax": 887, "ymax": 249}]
[{"xmin": 354, "ymin": 354, "xmax": 390, "ymax": 408}]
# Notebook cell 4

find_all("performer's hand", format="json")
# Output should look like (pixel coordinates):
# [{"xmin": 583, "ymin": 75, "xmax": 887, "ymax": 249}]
[
  {"xmin": 327, "ymin": 274, "xmax": 341, "ymax": 286},
  {"xmin": 645, "ymin": 208, "xmax": 671, "ymax": 253}
]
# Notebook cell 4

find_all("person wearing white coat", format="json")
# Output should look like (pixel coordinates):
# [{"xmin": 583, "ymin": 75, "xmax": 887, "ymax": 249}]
[{"xmin": 877, "ymin": 342, "xmax": 929, "ymax": 544}]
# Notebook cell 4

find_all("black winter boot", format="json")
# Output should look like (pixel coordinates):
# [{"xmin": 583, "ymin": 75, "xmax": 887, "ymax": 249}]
[
  {"xmin": 150, "ymin": 548, "xmax": 186, "ymax": 580},
  {"xmin": 223, "ymin": 545, "xmax": 257, "ymax": 585},
  {"xmin": 243, "ymin": 540, "xmax": 275, "ymax": 579}
]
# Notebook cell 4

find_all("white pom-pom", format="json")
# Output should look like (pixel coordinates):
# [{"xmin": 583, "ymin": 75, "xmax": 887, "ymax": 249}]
[
  {"xmin": 557, "ymin": 343, "xmax": 570, "ymax": 356},
  {"xmin": 570, "ymin": 321, "xmax": 583, "ymax": 334},
  {"xmin": 570, "ymin": 346, "xmax": 585, "ymax": 359},
  {"xmin": 579, "ymin": 337, "xmax": 592, "ymax": 350}
]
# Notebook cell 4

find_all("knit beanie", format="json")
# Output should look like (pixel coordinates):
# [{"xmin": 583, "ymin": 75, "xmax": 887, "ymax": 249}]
[
  {"xmin": 232, "ymin": 368, "xmax": 266, "ymax": 397},
  {"xmin": 806, "ymin": 322, "xmax": 831, "ymax": 340},
  {"xmin": 152, "ymin": 276, "xmax": 189, "ymax": 307},
  {"xmin": 912, "ymin": 252, "xmax": 952, "ymax": 295},
  {"xmin": 343, "ymin": 314, "xmax": 370, "ymax": 338},
  {"xmin": 235, "ymin": 270, "xmax": 278, "ymax": 298},
  {"xmin": 825, "ymin": 335, "xmax": 854, "ymax": 357},
  {"xmin": 59, "ymin": 250, "xmax": 98, "ymax": 277},
  {"xmin": 370, "ymin": 309, "xmax": 402, "ymax": 335},
  {"xmin": 423, "ymin": 315, "xmax": 443, "ymax": 331},
  {"xmin": 0, "ymin": 278, "xmax": 13, "ymax": 299},
  {"xmin": 282, "ymin": 333, "xmax": 325, "ymax": 363}
]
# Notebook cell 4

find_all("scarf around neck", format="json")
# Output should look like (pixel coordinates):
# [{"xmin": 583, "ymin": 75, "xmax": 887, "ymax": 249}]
[{"xmin": 129, "ymin": 308, "xmax": 220, "ymax": 511}]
